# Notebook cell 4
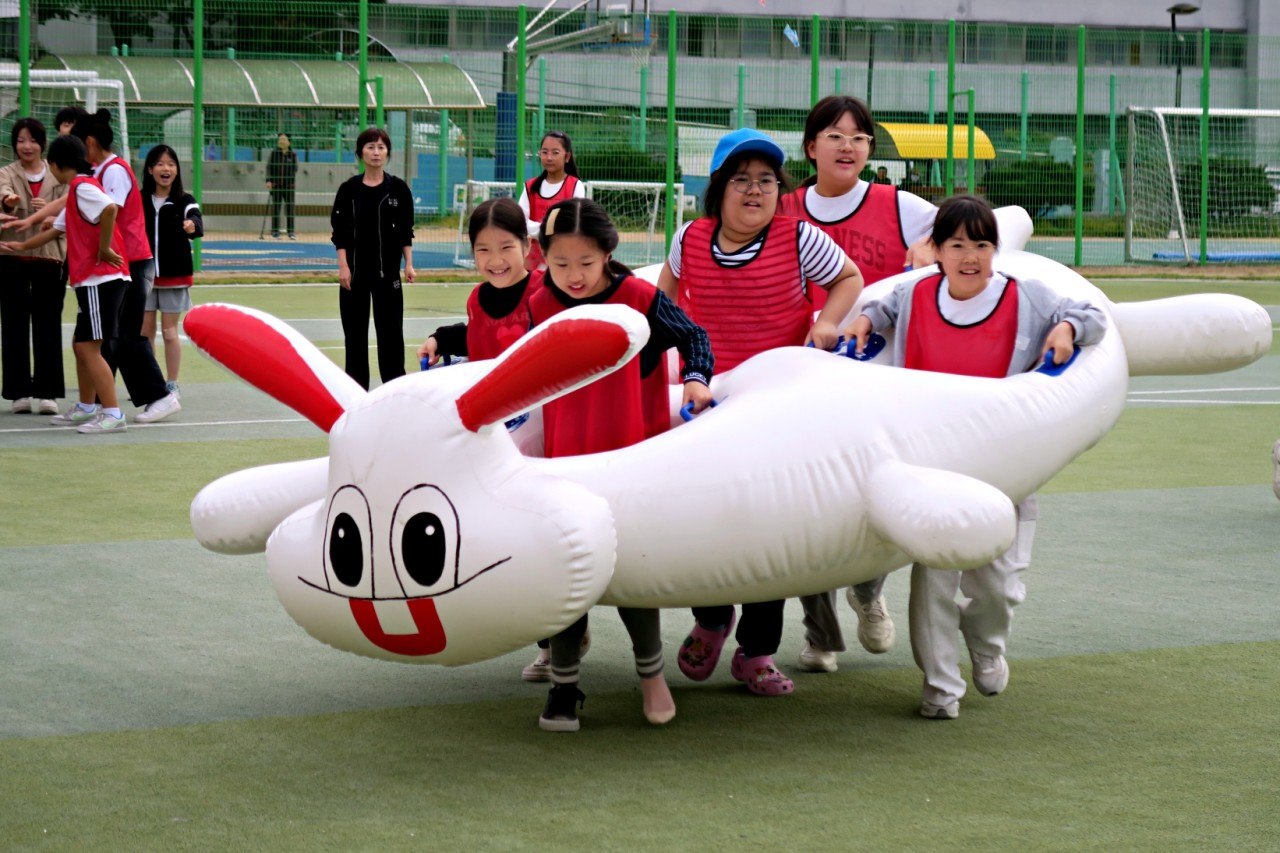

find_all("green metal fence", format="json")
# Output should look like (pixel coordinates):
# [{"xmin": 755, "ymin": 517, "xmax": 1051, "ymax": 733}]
[{"xmin": 3, "ymin": 1, "xmax": 1279, "ymax": 270}]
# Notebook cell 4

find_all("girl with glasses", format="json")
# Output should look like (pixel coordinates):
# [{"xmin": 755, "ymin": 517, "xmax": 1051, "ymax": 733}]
[
  {"xmin": 519, "ymin": 130, "xmax": 586, "ymax": 272},
  {"xmin": 782, "ymin": 96, "xmax": 941, "ymax": 675},
  {"xmin": 656, "ymin": 127, "xmax": 864, "ymax": 697}
]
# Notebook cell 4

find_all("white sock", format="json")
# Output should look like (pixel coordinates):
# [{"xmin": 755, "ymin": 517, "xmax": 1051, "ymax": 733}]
[
  {"xmin": 76, "ymin": 402, "xmax": 98, "ymax": 413},
  {"xmin": 103, "ymin": 407, "xmax": 123, "ymax": 419}
]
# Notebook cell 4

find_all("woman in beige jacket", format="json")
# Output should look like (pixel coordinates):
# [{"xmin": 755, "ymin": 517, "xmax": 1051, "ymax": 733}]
[{"xmin": 0, "ymin": 117, "xmax": 68, "ymax": 414}]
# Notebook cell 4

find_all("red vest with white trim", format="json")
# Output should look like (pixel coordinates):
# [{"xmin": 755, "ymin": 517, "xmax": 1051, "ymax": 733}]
[
  {"xmin": 779, "ymin": 183, "xmax": 907, "ymax": 309},
  {"xmin": 677, "ymin": 216, "xmax": 811, "ymax": 372},
  {"xmin": 904, "ymin": 273, "xmax": 1019, "ymax": 378},
  {"xmin": 465, "ymin": 270, "xmax": 541, "ymax": 361},
  {"xmin": 524, "ymin": 175, "xmax": 580, "ymax": 270},
  {"xmin": 97, "ymin": 155, "xmax": 153, "ymax": 263},
  {"xmin": 529, "ymin": 274, "xmax": 669, "ymax": 457},
  {"xmin": 65, "ymin": 175, "xmax": 129, "ymax": 287}
]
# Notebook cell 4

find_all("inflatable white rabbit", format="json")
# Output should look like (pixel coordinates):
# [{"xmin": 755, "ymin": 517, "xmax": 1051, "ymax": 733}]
[{"xmin": 187, "ymin": 241, "xmax": 1271, "ymax": 667}]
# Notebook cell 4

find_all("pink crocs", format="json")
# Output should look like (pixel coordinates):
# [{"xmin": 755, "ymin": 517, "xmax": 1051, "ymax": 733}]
[
  {"xmin": 730, "ymin": 648, "xmax": 794, "ymax": 696},
  {"xmin": 676, "ymin": 610, "xmax": 736, "ymax": 681}
]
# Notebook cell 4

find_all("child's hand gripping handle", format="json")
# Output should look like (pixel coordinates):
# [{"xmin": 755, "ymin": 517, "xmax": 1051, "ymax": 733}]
[{"xmin": 679, "ymin": 398, "xmax": 718, "ymax": 423}]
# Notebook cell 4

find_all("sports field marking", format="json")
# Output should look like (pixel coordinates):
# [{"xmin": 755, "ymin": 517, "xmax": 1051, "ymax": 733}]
[
  {"xmin": 1129, "ymin": 386, "xmax": 1280, "ymax": 394},
  {"xmin": 0, "ymin": 417, "xmax": 308, "ymax": 435},
  {"xmin": 1127, "ymin": 399, "xmax": 1280, "ymax": 405}
]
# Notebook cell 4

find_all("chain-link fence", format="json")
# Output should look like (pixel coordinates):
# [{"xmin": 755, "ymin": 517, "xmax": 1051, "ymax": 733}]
[{"xmin": 2, "ymin": 2, "xmax": 1278, "ymax": 270}]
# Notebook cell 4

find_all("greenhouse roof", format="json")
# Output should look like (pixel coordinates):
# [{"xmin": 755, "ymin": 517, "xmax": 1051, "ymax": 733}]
[{"xmin": 35, "ymin": 55, "xmax": 485, "ymax": 110}]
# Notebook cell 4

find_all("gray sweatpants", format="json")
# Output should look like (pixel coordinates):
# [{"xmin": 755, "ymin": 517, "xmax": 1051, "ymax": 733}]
[
  {"xmin": 800, "ymin": 576, "xmax": 888, "ymax": 652},
  {"xmin": 550, "ymin": 607, "xmax": 665, "ymax": 685}
]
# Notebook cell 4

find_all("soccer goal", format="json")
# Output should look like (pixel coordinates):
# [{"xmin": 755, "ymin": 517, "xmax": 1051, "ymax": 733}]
[
  {"xmin": 453, "ymin": 179, "xmax": 684, "ymax": 269},
  {"xmin": 1125, "ymin": 107, "xmax": 1280, "ymax": 263}
]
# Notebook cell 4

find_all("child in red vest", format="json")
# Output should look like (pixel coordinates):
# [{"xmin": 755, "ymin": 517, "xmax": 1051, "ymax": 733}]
[
  {"xmin": 530, "ymin": 197, "xmax": 714, "ymax": 732},
  {"xmin": 844, "ymin": 194, "xmax": 1107, "ymax": 720},
  {"xmin": 0, "ymin": 135, "xmax": 131, "ymax": 433},
  {"xmin": 519, "ymin": 131, "xmax": 584, "ymax": 272},
  {"xmin": 782, "ymin": 96, "xmax": 942, "ymax": 672},
  {"xmin": 656, "ymin": 127, "xmax": 864, "ymax": 698}
]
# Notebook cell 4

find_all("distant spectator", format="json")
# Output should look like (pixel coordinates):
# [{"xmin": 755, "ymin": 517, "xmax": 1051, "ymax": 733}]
[
  {"xmin": 873, "ymin": 165, "xmax": 892, "ymax": 185},
  {"xmin": 266, "ymin": 132, "xmax": 297, "ymax": 240},
  {"xmin": 54, "ymin": 106, "xmax": 89, "ymax": 137}
]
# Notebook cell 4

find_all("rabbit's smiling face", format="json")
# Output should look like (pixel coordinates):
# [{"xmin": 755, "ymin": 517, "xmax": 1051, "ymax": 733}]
[{"xmin": 263, "ymin": 382, "xmax": 617, "ymax": 665}]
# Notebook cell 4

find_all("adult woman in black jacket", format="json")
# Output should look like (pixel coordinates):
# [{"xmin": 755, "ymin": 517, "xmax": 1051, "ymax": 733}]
[{"xmin": 330, "ymin": 127, "xmax": 416, "ymax": 389}]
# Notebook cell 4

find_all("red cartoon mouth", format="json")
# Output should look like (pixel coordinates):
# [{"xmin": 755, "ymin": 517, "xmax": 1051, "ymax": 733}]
[{"xmin": 349, "ymin": 597, "xmax": 447, "ymax": 656}]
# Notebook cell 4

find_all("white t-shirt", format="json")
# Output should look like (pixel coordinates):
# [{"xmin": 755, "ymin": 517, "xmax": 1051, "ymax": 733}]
[
  {"xmin": 518, "ymin": 176, "xmax": 587, "ymax": 237},
  {"xmin": 53, "ymin": 181, "xmax": 130, "ymax": 287},
  {"xmin": 667, "ymin": 219, "xmax": 847, "ymax": 290},
  {"xmin": 938, "ymin": 273, "xmax": 1009, "ymax": 324},
  {"xmin": 801, "ymin": 180, "xmax": 937, "ymax": 247},
  {"xmin": 93, "ymin": 153, "xmax": 134, "ymax": 207}
]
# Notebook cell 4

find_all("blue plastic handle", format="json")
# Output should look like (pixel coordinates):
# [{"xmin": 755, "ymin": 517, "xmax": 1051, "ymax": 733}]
[
  {"xmin": 420, "ymin": 353, "xmax": 455, "ymax": 371},
  {"xmin": 1035, "ymin": 346, "xmax": 1080, "ymax": 376},
  {"xmin": 844, "ymin": 332, "xmax": 887, "ymax": 362},
  {"xmin": 679, "ymin": 398, "xmax": 718, "ymax": 422}
]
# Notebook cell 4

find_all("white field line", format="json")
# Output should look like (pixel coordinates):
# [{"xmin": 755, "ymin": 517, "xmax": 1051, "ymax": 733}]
[{"xmin": 0, "ymin": 417, "xmax": 310, "ymax": 435}]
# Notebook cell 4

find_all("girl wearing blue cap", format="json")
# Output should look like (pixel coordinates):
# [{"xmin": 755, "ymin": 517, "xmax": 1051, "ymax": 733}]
[{"xmin": 656, "ymin": 127, "xmax": 864, "ymax": 696}]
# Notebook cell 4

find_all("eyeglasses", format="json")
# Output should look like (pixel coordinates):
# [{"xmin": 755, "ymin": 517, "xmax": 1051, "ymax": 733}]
[
  {"xmin": 728, "ymin": 176, "xmax": 779, "ymax": 194},
  {"xmin": 818, "ymin": 131, "xmax": 874, "ymax": 148}
]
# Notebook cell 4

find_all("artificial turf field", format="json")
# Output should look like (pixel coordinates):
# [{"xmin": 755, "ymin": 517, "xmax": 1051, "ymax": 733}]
[{"xmin": 2, "ymin": 278, "xmax": 1278, "ymax": 851}]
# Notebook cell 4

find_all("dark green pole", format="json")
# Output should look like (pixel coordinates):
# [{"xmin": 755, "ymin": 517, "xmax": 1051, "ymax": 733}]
[
  {"xmin": 1073, "ymin": 25, "xmax": 1085, "ymax": 267},
  {"xmin": 945, "ymin": 20, "xmax": 955, "ymax": 195},
  {"xmin": 358, "ymin": 0, "xmax": 369, "ymax": 129},
  {"xmin": 810, "ymin": 15, "xmax": 820, "ymax": 107},
  {"xmin": 18, "ymin": 0, "xmax": 29, "ymax": 115},
  {"xmin": 966, "ymin": 89, "xmax": 975, "ymax": 195},
  {"xmin": 665, "ymin": 10, "xmax": 677, "ymax": 251},
  {"xmin": 1199, "ymin": 28, "xmax": 1210, "ymax": 266},
  {"xmin": 515, "ymin": 5, "xmax": 527, "ymax": 194},
  {"xmin": 193, "ymin": 0, "xmax": 204, "ymax": 271}
]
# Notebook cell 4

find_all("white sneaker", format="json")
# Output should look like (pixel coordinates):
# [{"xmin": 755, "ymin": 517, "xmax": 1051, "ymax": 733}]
[
  {"xmin": 76, "ymin": 412, "xmax": 127, "ymax": 433},
  {"xmin": 36, "ymin": 398, "xmax": 59, "ymax": 415},
  {"xmin": 796, "ymin": 642, "xmax": 838, "ymax": 673},
  {"xmin": 846, "ymin": 590, "xmax": 896, "ymax": 653},
  {"xmin": 920, "ymin": 700, "xmax": 959, "ymax": 720},
  {"xmin": 522, "ymin": 648, "xmax": 551, "ymax": 682},
  {"xmin": 1272, "ymin": 440, "xmax": 1280, "ymax": 500},
  {"xmin": 971, "ymin": 652, "xmax": 1009, "ymax": 696},
  {"xmin": 50, "ymin": 404, "xmax": 99, "ymax": 427},
  {"xmin": 134, "ymin": 392, "xmax": 181, "ymax": 424},
  {"xmin": 11, "ymin": 397, "xmax": 31, "ymax": 414}
]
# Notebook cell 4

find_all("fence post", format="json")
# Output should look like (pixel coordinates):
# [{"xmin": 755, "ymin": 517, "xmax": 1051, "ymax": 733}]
[
  {"xmin": 927, "ymin": 68, "xmax": 935, "ymax": 123},
  {"xmin": 835, "ymin": 67, "xmax": 843, "ymax": 96},
  {"xmin": 967, "ymin": 89, "xmax": 975, "ymax": 195},
  {"xmin": 1074, "ymin": 24, "xmax": 1084, "ymax": 267},
  {"xmin": 810, "ymin": 15, "xmax": 820, "ymax": 107},
  {"xmin": 18, "ymin": 0, "xmax": 29, "ymax": 115},
  {"xmin": 639, "ymin": 63, "xmax": 648, "ymax": 149},
  {"xmin": 537, "ymin": 56, "xmax": 547, "ymax": 142},
  {"xmin": 515, "ymin": 5, "xmax": 528, "ymax": 196},
  {"xmin": 374, "ymin": 75, "xmax": 384, "ymax": 129},
  {"xmin": 945, "ymin": 20, "xmax": 955, "ymax": 195},
  {"xmin": 359, "ymin": 0, "xmax": 369, "ymax": 130},
  {"xmin": 192, "ymin": 0, "xmax": 204, "ymax": 271},
  {"xmin": 665, "ymin": 9, "xmax": 677, "ymax": 252},
  {"xmin": 1108, "ymin": 74, "xmax": 1116, "ymax": 216},
  {"xmin": 439, "ymin": 56, "xmax": 451, "ymax": 221},
  {"xmin": 736, "ymin": 64, "xmax": 746, "ymax": 128},
  {"xmin": 1019, "ymin": 70, "xmax": 1028, "ymax": 161},
  {"xmin": 1199, "ymin": 28, "xmax": 1210, "ymax": 266}
]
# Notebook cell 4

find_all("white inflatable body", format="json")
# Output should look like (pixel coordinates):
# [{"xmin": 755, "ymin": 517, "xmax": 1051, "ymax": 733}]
[{"xmin": 186, "ymin": 208, "xmax": 1271, "ymax": 665}]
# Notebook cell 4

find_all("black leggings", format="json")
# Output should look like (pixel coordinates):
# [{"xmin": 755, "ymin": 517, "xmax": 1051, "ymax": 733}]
[
  {"xmin": 692, "ymin": 600, "xmax": 785, "ymax": 659},
  {"xmin": 0, "ymin": 257, "xmax": 65, "ymax": 400}
]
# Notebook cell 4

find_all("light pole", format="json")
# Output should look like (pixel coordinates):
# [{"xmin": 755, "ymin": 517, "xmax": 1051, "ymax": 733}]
[{"xmin": 1168, "ymin": 3, "xmax": 1199, "ymax": 108}]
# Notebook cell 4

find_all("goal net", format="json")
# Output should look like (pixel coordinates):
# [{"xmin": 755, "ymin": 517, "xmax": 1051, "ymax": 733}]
[
  {"xmin": 1126, "ymin": 107, "xmax": 1280, "ymax": 263},
  {"xmin": 0, "ymin": 74, "xmax": 133, "ymax": 159},
  {"xmin": 453, "ymin": 179, "xmax": 684, "ymax": 269}
]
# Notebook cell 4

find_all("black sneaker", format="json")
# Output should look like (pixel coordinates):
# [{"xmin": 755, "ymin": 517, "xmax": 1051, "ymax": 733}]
[{"xmin": 539, "ymin": 683, "xmax": 585, "ymax": 732}]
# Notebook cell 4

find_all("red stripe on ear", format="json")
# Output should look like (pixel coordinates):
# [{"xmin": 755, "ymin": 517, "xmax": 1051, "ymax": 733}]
[
  {"xmin": 185, "ymin": 304, "xmax": 349, "ymax": 432},
  {"xmin": 456, "ymin": 317, "xmax": 632, "ymax": 432}
]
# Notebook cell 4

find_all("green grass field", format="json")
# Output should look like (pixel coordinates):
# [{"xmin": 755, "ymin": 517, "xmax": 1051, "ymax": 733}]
[{"xmin": 1, "ymin": 279, "xmax": 1278, "ymax": 850}]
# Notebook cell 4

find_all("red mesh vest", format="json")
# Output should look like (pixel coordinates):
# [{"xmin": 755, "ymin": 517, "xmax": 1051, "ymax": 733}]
[
  {"xmin": 529, "ymin": 274, "xmax": 669, "ymax": 457},
  {"xmin": 466, "ymin": 270, "xmax": 541, "ymax": 361},
  {"xmin": 904, "ymin": 273, "xmax": 1019, "ymax": 378}
]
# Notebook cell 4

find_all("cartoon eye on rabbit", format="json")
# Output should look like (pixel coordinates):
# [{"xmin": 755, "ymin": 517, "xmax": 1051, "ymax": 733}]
[{"xmin": 186, "ymin": 303, "xmax": 650, "ymax": 666}]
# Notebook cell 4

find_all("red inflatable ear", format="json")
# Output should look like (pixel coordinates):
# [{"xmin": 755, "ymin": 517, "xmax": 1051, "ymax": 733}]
[
  {"xmin": 184, "ymin": 303, "xmax": 365, "ymax": 432},
  {"xmin": 456, "ymin": 316, "xmax": 634, "ymax": 432}
]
